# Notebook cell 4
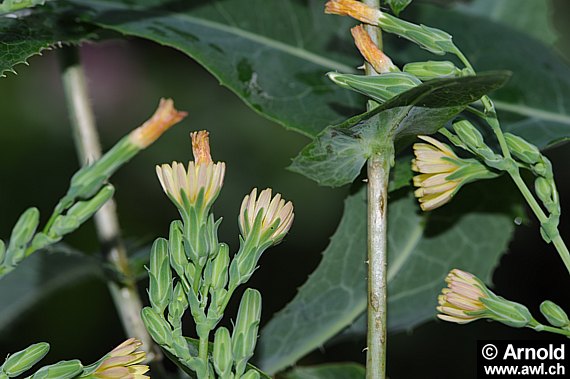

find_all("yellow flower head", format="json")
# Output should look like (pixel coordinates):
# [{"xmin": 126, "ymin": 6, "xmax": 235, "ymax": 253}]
[
  {"xmin": 437, "ymin": 269, "xmax": 488, "ymax": 324},
  {"xmin": 129, "ymin": 98, "xmax": 187, "ymax": 149},
  {"xmin": 325, "ymin": 0, "xmax": 382, "ymax": 25},
  {"xmin": 351, "ymin": 25, "xmax": 395, "ymax": 74},
  {"xmin": 156, "ymin": 130, "xmax": 225, "ymax": 214},
  {"xmin": 239, "ymin": 188, "xmax": 294, "ymax": 245},
  {"xmin": 412, "ymin": 135, "xmax": 463, "ymax": 211},
  {"xmin": 90, "ymin": 338, "xmax": 149, "ymax": 379}
]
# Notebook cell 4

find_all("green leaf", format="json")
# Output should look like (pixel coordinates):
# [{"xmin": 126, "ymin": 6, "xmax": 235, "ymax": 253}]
[
  {"xmin": 0, "ymin": 246, "xmax": 102, "ymax": 333},
  {"xmin": 393, "ymin": 4, "xmax": 570, "ymax": 149},
  {"xmin": 386, "ymin": 0, "xmax": 413, "ymax": 16},
  {"xmin": 0, "ymin": 8, "xmax": 93, "ymax": 77},
  {"xmin": 455, "ymin": 0, "xmax": 558, "ymax": 45},
  {"xmin": 284, "ymin": 363, "xmax": 365, "ymax": 379},
  {"xmin": 65, "ymin": 0, "xmax": 362, "ymax": 138},
  {"xmin": 289, "ymin": 72, "xmax": 510, "ymax": 187},
  {"xmin": 257, "ymin": 183, "xmax": 515, "ymax": 374}
]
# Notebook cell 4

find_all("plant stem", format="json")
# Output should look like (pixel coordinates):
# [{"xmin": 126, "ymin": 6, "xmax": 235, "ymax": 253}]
[
  {"xmin": 456, "ymin": 47, "xmax": 570, "ymax": 275},
  {"xmin": 366, "ymin": 154, "xmax": 390, "ymax": 379},
  {"xmin": 531, "ymin": 322, "xmax": 570, "ymax": 337},
  {"xmin": 362, "ymin": 2, "xmax": 388, "ymax": 378},
  {"xmin": 58, "ymin": 47, "xmax": 161, "ymax": 362}
]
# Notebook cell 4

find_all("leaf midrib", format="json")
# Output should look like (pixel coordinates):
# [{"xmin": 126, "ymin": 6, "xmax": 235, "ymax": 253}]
[{"xmin": 81, "ymin": 0, "xmax": 355, "ymax": 73}]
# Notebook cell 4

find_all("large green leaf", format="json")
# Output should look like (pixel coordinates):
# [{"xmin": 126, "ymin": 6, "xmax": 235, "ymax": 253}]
[
  {"xmin": 284, "ymin": 363, "xmax": 365, "ymax": 379},
  {"xmin": 455, "ymin": 0, "xmax": 558, "ymax": 46},
  {"xmin": 0, "ymin": 7, "xmax": 92, "ymax": 77},
  {"xmin": 289, "ymin": 72, "xmax": 509, "ymax": 187},
  {"xmin": 0, "ymin": 246, "xmax": 102, "ymax": 332},
  {"xmin": 65, "ymin": 0, "xmax": 362, "ymax": 138},
  {"xmin": 257, "ymin": 183, "xmax": 515, "ymax": 374}
]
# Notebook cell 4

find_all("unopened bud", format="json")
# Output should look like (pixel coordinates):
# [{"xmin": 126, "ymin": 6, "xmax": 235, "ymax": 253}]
[
  {"xmin": 168, "ymin": 220, "xmax": 186, "ymax": 279},
  {"xmin": 168, "ymin": 283, "xmax": 188, "ymax": 329},
  {"xmin": 0, "ymin": 240, "xmax": 5, "ymax": 264},
  {"xmin": 211, "ymin": 244, "xmax": 230, "ymax": 290},
  {"xmin": 5, "ymin": 207, "xmax": 40, "ymax": 266},
  {"xmin": 504, "ymin": 133, "xmax": 541, "ymax": 165},
  {"xmin": 213, "ymin": 327, "xmax": 233, "ymax": 378},
  {"xmin": 64, "ymin": 184, "xmax": 114, "ymax": 225},
  {"xmin": 148, "ymin": 238, "xmax": 172, "ymax": 314},
  {"xmin": 403, "ymin": 61, "xmax": 461, "ymax": 80},
  {"xmin": 3, "ymin": 342, "xmax": 50, "ymax": 376},
  {"xmin": 30, "ymin": 360, "xmax": 83, "ymax": 379},
  {"xmin": 452, "ymin": 120, "xmax": 485, "ymax": 150},
  {"xmin": 232, "ymin": 289, "xmax": 262, "ymax": 375},
  {"xmin": 535, "ymin": 177, "xmax": 553, "ymax": 205},
  {"xmin": 141, "ymin": 307, "xmax": 172, "ymax": 346},
  {"xmin": 481, "ymin": 296, "xmax": 533, "ymax": 328},
  {"xmin": 327, "ymin": 71, "xmax": 420, "ymax": 103},
  {"xmin": 540, "ymin": 300, "xmax": 569, "ymax": 328},
  {"xmin": 241, "ymin": 370, "xmax": 261, "ymax": 379}
]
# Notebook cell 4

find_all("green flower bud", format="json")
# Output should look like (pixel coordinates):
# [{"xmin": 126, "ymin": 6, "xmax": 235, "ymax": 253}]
[
  {"xmin": 3, "ymin": 342, "xmax": 49, "ymax": 376},
  {"xmin": 213, "ymin": 327, "xmax": 233, "ymax": 378},
  {"xmin": 504, "ymin": 133, "xmax": 541, "ymax": 165},
  {"xmin": 141, "ymin": 307, "xmax": 172, "ymax": 346},
  {"xmin": 50, "ymin": 215, "xmax": 80, "ymax": 236},
  {"xmin": 28, "ymin": 233, "xmax": 61, "ymax": 254},
  {"xmin": 403, "ymin": 61, "xmax": 461, "ymax": 80},
  {"xmin": 481, "ymin": 296, "xmax": 533, "ymax": 328},
  {"xmin": 452, "ymin": 120, "xmax": 486, "ymax": 151},
  {"xmin": 540, "ymin": 300, "xmax": 570, "ymax": 328},
  {"xmin": 148, "ymin": 238, "xmax": 172, "ymax": 314},
  {"xmin": 211, "ymin": 244, "xmax": 229, "ymax": 291},
  {"xmin": 63, "ymin": 184, "xmax": 114, "ymax": 225},
  {"xmin": 30, "ymin": 360, "xmax": 83, "ymax": 379},
  {"xmin": 168, "ymin": 282, "xmax": 188, "ymax": 329},
  {"xmin": 241, "ymin": 370, "xmax": 261, "ymax": 379},
  {"xmin": 232, "ymin": 289, "xmax": 262, "ymax": 376},
  {"xmin": 0, "ymin": 240, "xmax": 5, "ymax": 264},
  {"xmin": 5, "ymin": 207, "xmax": 40, "ymax": 266},
  {"xmin": 327, "ymin": 72, "xmax": 421, "ymax": 104},
  {"xmin": 168, "ymin": 220, "xmax": 186, "ymax": 278},
  {"xmin": 535, "ymin": 177, "xmax": 554, "ymax": 206}
]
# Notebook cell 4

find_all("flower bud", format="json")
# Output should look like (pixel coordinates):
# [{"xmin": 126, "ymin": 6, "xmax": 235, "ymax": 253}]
[
  {"xmin": 148, "ymin": 238, "xmax": 172, "ymax": 314},
  {"xmin": 403, "ymin": 61, "xmax": 461, "ymax": 80},
  {"xmin": 239, "ymin": 188, "xmax": 294, "ymax": 246},
  {"xmin": 327, "ymin": 71, "xmax": 420, "ymax": 104},
  {"xmin": 412, "ymin": 136, "xmax": 497, "ymax": 211},
  {"xmin": 213, "ymin": 327, "xmax": 233, "ymax": 378},
  {"xmin": 0, "ymin": 240, "xmax": 6, "ymax": 264},
  {"xmin": 141, "ymin": 307, "xmax": 172, "ymax": 346},
  {"xmin": 232, "ymin": 289, "xmax": 262, "ymax": 376},
  {"xmin": 168, "ymin": 220, "xmax": 186, "ymax": 279},
  {"xmin": 452, "ymin": 120, "xmax": 485, "ymax": 151},
  {"xmin": 4, "ymin": 207, "xmax": 40, "ymax": 267},
  {"xmin": 540, "ymin": 300, "xmax": 570, "ymax": 328},
  {"xmin": 168, "ymin": 283, "xmax": 188, "ymax": 329},
  {"xmin": 535, "ymin": 177, "xmax": 554, "ymax": 206},
  {"xmin": 211, "ymin": 243, "xmax": 230, "ymax": 291},
  {"xmin": 242, "ymin": 370, "xmax": 261, "ymax": 379},
  {"xmin": 504, "ymin": 132, "xmax": 541, "ymax": 165},
  {"xmin": 30, "ymin": 360, "xmax": 83, "ymax": 379},
  {"xmin": 480, "ymin": 296, "xmax": 533, "ymax": 328},
  {"xmin": 64, "ymin": 184, "xmax": 114, "ymax": 225},
  {"xmin": 156, "ymin": 131, "xmax": 225, "ymax": 218},
  {"xmin": 3, "ymin": 342, "xmax": 50, "ymax": 377}
]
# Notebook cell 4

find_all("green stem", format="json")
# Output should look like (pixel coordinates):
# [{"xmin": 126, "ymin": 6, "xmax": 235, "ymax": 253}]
[
  {"xmin": 455, "ymin": 48, "xmax": 570, "ymax": 275},
  {"xmin": 363, "ymin": 2, "xmax": 388, "ymax": 378},
  {"xmin": 531, "ymin": 322, "xmax": 570, "ymax": 337},
  {"xmin": 58, "ymin": 46, "xmax": 161, "ymax": 362},
  {"xmin": 366, "ymin": 154, "xmax": 390, "ymax": 379},
  {"xmin": 199, "ymin": 334, "xmax": 210, "ymax": 377}
]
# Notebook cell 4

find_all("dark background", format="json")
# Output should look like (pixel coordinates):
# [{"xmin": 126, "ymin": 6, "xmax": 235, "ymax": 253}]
[{"xmin": 1, "ymin": 1, "xmax": 570, "ymax": 378}]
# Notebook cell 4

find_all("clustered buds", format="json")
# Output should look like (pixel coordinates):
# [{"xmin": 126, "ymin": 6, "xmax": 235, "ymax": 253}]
[
  {"xmin": 438, "ymin": 269, "xmax": 534, "ymax": 328},
  {"xmin": 156, "ymin": 131, "xmax": 226, "ymax": 216}
]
